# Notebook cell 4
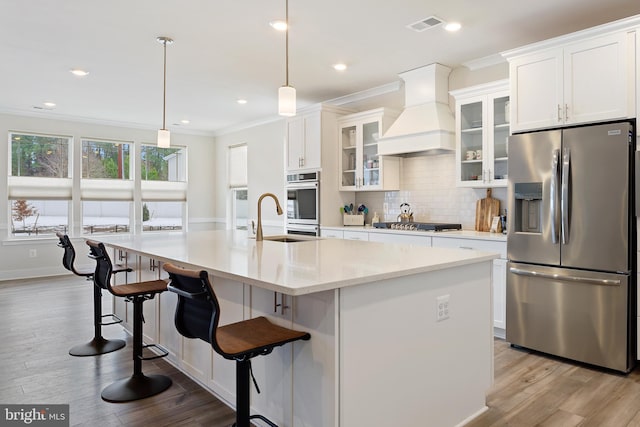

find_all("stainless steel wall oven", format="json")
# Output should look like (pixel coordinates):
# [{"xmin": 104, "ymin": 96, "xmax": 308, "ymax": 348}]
[{"xmin": 285, "ymin": 171, "xmax": 319, "ymax": 236}]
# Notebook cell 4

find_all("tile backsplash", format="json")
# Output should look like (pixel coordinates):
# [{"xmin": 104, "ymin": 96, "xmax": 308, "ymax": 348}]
[{"xmin": 354, "ymin": 153, "xmax": 507, "ymax": 230}]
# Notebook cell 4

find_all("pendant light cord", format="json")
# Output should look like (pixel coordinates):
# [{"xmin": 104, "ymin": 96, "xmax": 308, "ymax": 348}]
[
  {"xmin": 162, "ymin": 39, "xmax": 167, "ymax": 130},
  {"xmin": 285, "ymin": 0, "xmax": 289, "ymax": 87}
]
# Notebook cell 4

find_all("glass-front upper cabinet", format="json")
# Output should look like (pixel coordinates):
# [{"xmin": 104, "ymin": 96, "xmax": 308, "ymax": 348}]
[
  {"xmin": 451, "ymin": 80, "xmax": 510, "ymax": 188},
  {"xmin": 338, "ymin": 108, "xmax": 400, "ymax": 192}
]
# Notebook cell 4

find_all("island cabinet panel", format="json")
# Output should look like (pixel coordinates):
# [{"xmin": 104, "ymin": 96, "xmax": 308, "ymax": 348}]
[
  {"xmin": 140, "ymin": 256, "xmax": 161, "ymax": 345},
  {"xmin": 206, "ymin": 278, "xmax": 246, "ymax": 404},
  {"xmin": 339, "ymin": 263, "xmax": 492, "ymax": 427},
  {"xmin": 292, "ymin": 290, "xmax": 337, "ymax": 427},
  {"xmin": 248, "ymin": 286, "xmax": 295, "ymax": 426},
  {"xmin": 110, "ymin": 247, "xmax": 135, "ymax": 331}
]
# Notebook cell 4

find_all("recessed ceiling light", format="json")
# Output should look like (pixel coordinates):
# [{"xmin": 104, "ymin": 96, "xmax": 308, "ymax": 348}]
[
  {"xmin": 70, "ymin": 69, "xmax": 89, "ymax": 77},
  {"xmin": 333, "ymin": 63, "xmax": 347, "ymax": 71},
  {"xmin": 269, "ymin": 20, "xmax": 287, "ymax": 31},
  {"xmin": 43, "ymin": 102, "xmax": 56, "ymax": 108},
  {"xmin": 237, "ymin": 99, "xmax": 248, "ymax": 105},
  {"xmin": 181, "ymin": 119, "xmax": 190, "ymax": 124},
  {"xmin": 444, "ymin": 22, "xmax": 462, "ymax": 32}
]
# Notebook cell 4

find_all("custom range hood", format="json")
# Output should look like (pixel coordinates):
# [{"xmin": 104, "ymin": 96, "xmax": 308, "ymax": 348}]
[{"xmin": 377, "ymin": 63, "xmax": 455, "ymax": 156}]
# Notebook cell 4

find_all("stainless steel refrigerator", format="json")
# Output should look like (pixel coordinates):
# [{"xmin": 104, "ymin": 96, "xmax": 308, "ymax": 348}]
[{"xmin": 507, "ymin": 120, "xmax": 636, "ymax": 373}]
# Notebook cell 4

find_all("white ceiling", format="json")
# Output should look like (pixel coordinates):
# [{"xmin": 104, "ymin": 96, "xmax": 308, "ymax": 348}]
[{"xmin": 2, "ymin": 0, "xmax": 639, "ymax": 135}]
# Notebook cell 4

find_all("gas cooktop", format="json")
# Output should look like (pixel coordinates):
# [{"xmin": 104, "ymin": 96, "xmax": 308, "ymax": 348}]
[{"xmin": 373, "ymin": 222, "xmax": 462, "ymax": 232}]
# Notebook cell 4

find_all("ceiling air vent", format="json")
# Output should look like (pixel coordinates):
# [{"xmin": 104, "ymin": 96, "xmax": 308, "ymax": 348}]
[{"xmin": 407, "ymin": 16, "xmax": 444, "ymax": 32}]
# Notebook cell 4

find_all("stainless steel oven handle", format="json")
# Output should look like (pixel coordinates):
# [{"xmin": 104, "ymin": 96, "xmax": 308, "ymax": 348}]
[
  {"xmin": 561, "ymin": 147, "xmax": 570, "ymax": 245},
  {"xmin": 550, "ymin": 149, "xmax": 560, "ymax": 244},
  {"xmin": 286, "ymin": 182, "xmax": 318, "ymax": 190},
  {"xmin": 509, "ymin": 267, "xmax": 620, "ymax": 286}
]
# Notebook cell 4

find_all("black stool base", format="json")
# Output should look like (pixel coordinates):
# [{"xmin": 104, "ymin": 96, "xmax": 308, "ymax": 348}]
[
  {"xmin": 101, "ymin": 374, "xmax": 172, "ymax": 402},
  {"xmin": 69, "ymin": 337, "xmax": 126, "ymax": 357}
]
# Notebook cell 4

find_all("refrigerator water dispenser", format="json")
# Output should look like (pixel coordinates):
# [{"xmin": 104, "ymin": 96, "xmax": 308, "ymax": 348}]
[{"xmin": 514, "ymin": 182, "xmax": 542, "ymax": 233}]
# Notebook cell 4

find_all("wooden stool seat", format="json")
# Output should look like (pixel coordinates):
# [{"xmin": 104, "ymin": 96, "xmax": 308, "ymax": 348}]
[
  {"xmin": 108, "ymin": 279, "xmax": 168, "ymax": 298},
  {"xmin": 217, "ymin": 316, "xmax": 310, "ymax": 359}
]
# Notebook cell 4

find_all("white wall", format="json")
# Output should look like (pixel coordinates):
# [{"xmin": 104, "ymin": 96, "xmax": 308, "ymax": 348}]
[
  {"xmin": 214, "ymin": 119, "xmax": 287, "ymax": 234},
  {"xmin": 0, "ymin": 112, "xmax": 215, "ymax": 280}
]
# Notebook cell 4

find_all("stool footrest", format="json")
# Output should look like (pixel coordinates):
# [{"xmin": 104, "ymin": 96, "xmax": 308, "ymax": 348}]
[
  {"xmin": 100, "ymin": 313, "xmax": 123, "ymax": 326},
  {"xmin": 232, "ymin": 414, "xmax": 278, "ymax": 427},
  {"xmin": 139, "ymin": 343, "xmax": 169, "ymax": 360}
]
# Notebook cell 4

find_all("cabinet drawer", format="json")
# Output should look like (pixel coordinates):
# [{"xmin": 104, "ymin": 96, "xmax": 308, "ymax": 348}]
[
  {"xmin": 432, "ymin": 237, "xmax": 506, "ymax": 258},
  {"xmin": 321, "ymin": 228, "xmax": 344, "ymax": 239},
  {"xmin": 368, "ymin": 232, "xmax": 431, "ymax": 246},
  {"xmin": 343, "ymin": 230, "xmax": 369, "ymax": 241}
]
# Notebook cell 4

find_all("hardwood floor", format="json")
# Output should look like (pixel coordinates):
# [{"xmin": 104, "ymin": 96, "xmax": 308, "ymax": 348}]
[
  {"xmin": 0, "ymin": 275, "xmax": 236, "ymax": 427},
  {"xmin": 3, "ymin": 275, "xmax": 640, "ymax": 426}
]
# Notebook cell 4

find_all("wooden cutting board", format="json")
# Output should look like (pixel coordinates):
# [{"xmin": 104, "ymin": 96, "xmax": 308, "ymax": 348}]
[{"xmin": 475, "ymin": 188, "xmax": 501, "ymax": 232}]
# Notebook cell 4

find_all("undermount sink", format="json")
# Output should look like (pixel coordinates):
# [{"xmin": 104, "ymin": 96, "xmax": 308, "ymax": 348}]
[{"xmin": 261, "ymin": 235, "xmax": 318, "ymax": 243}]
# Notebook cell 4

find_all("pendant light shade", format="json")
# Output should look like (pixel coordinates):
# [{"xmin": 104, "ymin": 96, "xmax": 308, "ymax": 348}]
[
  {"xmin": 278, "ymin": 0, "xmax": 296, "ymax": 117},
  {"xmin": 157, "ymin": 129, "xmax": 170, "ymax": 148},
  {"xmin": 278, "ymin": 85, "xmax": 296, "ymax": 117},
  {"xmin": 157, "ymin": 36, "xmax": 173, "ymax": 147}
]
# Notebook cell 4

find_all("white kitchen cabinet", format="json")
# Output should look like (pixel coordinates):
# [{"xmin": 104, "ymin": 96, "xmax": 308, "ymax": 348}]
[
  {"xmin": 507, "ymin": 31, "xmax": 633, "ymax": 132},
  {"xmin": 110, "ymin": 247, "xmax": 135, "ymax": 332},
  {"xmin": 139, "ymin": 256, "xmax": 160, "ymax": 345},
  {"xmin": 492, "ymin": 258, "xmax": 507, "ymax": 338},
  {"xmin": 367, "ymin": 231, "xmax": 432, "ymax": 246},
  {"xmin": 286, "ymin": 104, "xmax": 354, "ymax": 174},
  {"xmin": 432, "ymin": 236, "xmax": 507, "ymax": 337},
  {"xmin": 343, "ymin": 230, "xmax": 369, "ymax": 241},
  {"xmin": 286, "ymin": 112, "xmax": 321, "ymax": 171},
  {"xmin": 320, "ymin": 227, "xmax": 344, "ymax": 239},
  {"xmin": 248, "ymin": 286, "xmax": 294, "ymax": 426},
  {"xmin": 451, "ymin": 80, "xmax": 509, "ymax": 188},
  {"xmin": 338, "ymin": 108, "xmax": 400, "ymax": 191}
]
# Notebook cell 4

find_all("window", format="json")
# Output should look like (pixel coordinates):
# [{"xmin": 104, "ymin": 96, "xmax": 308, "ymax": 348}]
[
  {"xmin": 228, "ymin": 144, "xmax": 248, "ymax": 230},
  {"xmin": 141, "ymin": 145, "xmax": 185, "ymax": 182},
  {"xmin": 82, "ymin": 139, "xmax": 130, "ymax": 179},
  {"xmin": 8, "ymin": 132, "xmax": 72, "ymax": 237},
  {"xmin": 232, "ymin": 189, "xmax": 248, "ymax": 230},
  {"xmin": 142, "ymin": 201, "xmax": 183, "ymax": 231},
  {"xmin": 140, "ymin": 144, "xmax": 187, "ymax": 232},
  {"xmin": 82, "ymin": 201, "xmax": 130, "ymax": 234},
  {"xmin": 81, "ymin": 139, "xmax": 133, "ymax": 234},
  {"xmin": 11, "ymin": 199, "xmax": 69, "ymax": 237}
]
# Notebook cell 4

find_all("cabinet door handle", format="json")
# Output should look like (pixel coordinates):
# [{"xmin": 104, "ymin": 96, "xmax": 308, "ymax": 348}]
[
  {"xmin": 557, "ymin": 104, "xmax": 562, "ymax": 122},
  {"xmin": 273, "ymin": 292, "xmax": 289, "ymax": 315},
  {"xmin": 564, "ymin": 104, "xmax": 569, "ymax": 121}
]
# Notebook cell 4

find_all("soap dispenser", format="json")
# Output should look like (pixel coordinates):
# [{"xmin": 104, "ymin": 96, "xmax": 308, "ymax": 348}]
[{"xmin": 371, "ymin": 212, "xmax": 380, "ymax": 225}]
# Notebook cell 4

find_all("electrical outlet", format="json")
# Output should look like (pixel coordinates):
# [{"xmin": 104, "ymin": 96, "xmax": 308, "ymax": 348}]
[
  {"xmin": 383, "ymin": 203, "xmax": 389, "ymax": 214},
  {"xmin": 436, "ymin": 294, "xmax": 450, "ymax": 322},
  {"xmin": 29, "ymin": 249, "xmax": 37, "ymax": 258}
]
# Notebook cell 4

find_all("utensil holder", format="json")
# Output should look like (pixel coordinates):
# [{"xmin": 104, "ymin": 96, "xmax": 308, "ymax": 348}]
[{"xmin": 343, "ymin": 214, "xmax": 364, "ymax": 226}]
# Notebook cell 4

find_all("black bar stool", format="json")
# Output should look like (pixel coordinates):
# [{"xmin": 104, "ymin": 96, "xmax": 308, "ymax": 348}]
[
  {"xmin": 86, "ymin": 240, "xmax": 172, "ymax": 402},
  {"xmin": 164, "ymin": 263, "xmax": 310, "ymax": 427},
  {"xmin": 56, "ymin": 232, "xmax": 127, "ymax": 356}
]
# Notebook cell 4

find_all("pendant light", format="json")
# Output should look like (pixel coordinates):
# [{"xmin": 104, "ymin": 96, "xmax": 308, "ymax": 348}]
[
  {"xmin": 157, "ymin": 36, "xmax": 173, "ymax": 148},
  {"xmin": 278, "ymin": 0, "xmax": 296, "ymax": 117}
]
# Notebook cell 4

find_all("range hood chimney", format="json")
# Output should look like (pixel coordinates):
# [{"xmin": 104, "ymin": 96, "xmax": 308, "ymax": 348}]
[{"xmin": 377, "ymin": 63, "xmax": 455, "ymax": 156}]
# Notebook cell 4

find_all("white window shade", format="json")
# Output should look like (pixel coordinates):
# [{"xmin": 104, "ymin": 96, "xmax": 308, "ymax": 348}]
[
  {"xmin": 81, "ymin": 179, "xmax": 134, "ymax": 201},
  {"xmin": 228, "ymin": 144, "xmax": 248, "ymax": 188},
  {"xmin": 141, "ymin": 180, "xmax": 187, "ymax": 201},
  {"xmin": 8, "ymin": 176, "xmax": 72, "ymax": 200}
]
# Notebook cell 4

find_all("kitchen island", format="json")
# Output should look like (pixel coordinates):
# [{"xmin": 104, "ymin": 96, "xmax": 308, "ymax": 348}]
[{"xmin": 94, "ymin": 230, "xmax": 498, "ymax": 427}]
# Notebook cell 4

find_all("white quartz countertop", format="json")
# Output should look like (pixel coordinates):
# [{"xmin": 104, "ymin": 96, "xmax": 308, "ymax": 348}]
[
  {"xmin": 322, "ymin": 225, "xmax": 507, "ymax": 242},
  {"xmin": 92, "ymin": 230, "xmax": 499, "ymax": 296}
]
